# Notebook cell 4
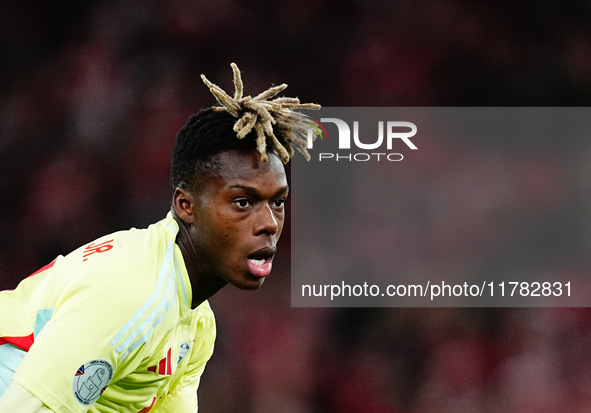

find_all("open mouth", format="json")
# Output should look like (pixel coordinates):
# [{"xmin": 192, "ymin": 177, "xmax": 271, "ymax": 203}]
[
  {"xmin": 248, "ymin": 258, "xmax": 267, "ymax": 266},
  {"xmin": 247, "ymin": 246, "xmax": 276, "ymax": 278}
]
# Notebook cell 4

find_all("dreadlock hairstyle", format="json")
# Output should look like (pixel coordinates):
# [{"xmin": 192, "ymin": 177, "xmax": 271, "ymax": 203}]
[{"xmin": 170, "ymin": 63, "xmax": 320, "ymax": 190}]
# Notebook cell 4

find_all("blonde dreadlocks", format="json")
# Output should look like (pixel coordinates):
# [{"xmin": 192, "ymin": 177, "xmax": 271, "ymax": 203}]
[{"xmin": 200, "ymin": 63, "xmax": 321, "ymax": 163}]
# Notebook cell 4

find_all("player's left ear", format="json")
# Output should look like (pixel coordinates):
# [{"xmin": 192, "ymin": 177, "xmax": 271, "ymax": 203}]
[{"xmin": 172, "ymin": 187, "xmax": 196, "ymax": 225}]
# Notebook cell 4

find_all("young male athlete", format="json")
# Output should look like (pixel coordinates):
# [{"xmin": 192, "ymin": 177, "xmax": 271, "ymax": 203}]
[{"xmin": 0, "ymin": 63, "xmax": 319, "ymax": 412}]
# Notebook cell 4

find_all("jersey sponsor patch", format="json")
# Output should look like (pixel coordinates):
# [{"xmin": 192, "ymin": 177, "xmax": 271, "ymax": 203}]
[
  {"xmin": 147, "ymin": 347, "xmax": 173, "ymax": 375},
  {"xmin": 72, "ymin": 359, "xmax": 113, "ymax": 405}
]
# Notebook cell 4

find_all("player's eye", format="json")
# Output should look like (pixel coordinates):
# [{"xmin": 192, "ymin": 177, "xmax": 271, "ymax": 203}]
[
  {"xmin": 273, "ymin": 199, "xmax": 286, "ymax": 209},
  {"xmin": 233, "ymin": 199, "xmax": 252, "ymax": 209}
]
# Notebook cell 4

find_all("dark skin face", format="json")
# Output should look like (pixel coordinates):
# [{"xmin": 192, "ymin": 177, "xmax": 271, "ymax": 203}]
[{"xmin": 172, "ymin": 150, "xmax": 288, "ymax": 307}]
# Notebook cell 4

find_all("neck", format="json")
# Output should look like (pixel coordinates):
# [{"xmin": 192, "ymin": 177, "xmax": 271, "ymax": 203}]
[{"xmin": 171, "ymin": 209, "xmax": 227, "ymax": 308}]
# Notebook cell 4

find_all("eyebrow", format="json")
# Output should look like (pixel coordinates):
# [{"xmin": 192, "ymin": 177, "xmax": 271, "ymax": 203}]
[{"xmin": 228, "ymin": 184, "xmax": 289, "ymax": 199}]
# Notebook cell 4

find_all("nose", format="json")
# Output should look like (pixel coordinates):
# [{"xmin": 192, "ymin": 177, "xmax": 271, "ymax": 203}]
[{"xmin": 255, "ymin": 204, "xmax": 279, "ymax": 236}]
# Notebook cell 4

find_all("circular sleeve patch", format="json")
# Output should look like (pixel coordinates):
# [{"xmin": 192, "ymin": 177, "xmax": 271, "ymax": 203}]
[{"xmin": 72, "ymin": 359, "xmax": 113, "ymax": 405}]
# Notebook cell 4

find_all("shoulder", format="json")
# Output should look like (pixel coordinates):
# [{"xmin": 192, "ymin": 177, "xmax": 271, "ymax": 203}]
[
  {"xmin": 79, "ymin": 219, "xmax": 173, "ymax": 271},
  {"xmin": 47, "ymin": 216, "xmax": 182, "ymax": 324},
  {"xmin": 57, "ymin": 216, "xmax": 177, "ymax": 285}
]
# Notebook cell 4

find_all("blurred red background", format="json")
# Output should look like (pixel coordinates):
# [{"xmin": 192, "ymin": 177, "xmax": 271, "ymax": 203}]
[{"xmin": 2, "ymin": 1, "xmax": 591, "ymax": 412}]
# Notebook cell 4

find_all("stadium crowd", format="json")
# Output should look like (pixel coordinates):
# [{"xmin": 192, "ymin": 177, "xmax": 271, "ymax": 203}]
[{"xmin": 2, "ymin": 1, "xmax": 591, "ymax": 412}]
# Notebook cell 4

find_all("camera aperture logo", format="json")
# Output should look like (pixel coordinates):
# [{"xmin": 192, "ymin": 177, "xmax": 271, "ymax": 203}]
[{"xmin": 305, "ymin": 116, "xmax": 418, "ymax": 162}]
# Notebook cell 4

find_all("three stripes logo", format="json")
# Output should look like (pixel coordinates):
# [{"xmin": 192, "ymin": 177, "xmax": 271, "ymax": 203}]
[{"xmin": 147, "ymin": 348, "xmax": 173, "ymax": 376}]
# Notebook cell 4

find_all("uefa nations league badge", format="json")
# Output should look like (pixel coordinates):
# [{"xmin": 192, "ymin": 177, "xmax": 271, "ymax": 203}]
[{"xmin": 72, "ymin": 359, "xmax": 114, "ymax": 405}]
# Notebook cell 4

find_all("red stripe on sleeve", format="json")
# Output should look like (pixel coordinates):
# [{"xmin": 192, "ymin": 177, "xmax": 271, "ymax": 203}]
[
  {"xmin": 27, "ymin": 260, "xmax": 56, "ymax": 279},
  {"xmin": 0, "ymin": 333, "xmax": 35, "ymax": 351},
  {"xmin": 3, "ymin": 260, "xmax": 57, "ymax": 292}
]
